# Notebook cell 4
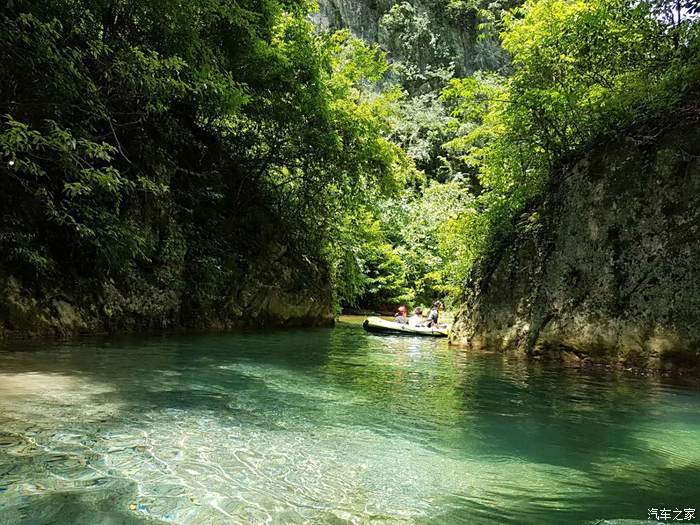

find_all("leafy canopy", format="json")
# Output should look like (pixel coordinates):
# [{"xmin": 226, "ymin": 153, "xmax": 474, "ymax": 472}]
[
  {"xmin": 439, "ymin": 0, "xmax": 700, "ymax": 293},
  {"xmin": 0, "ymin": 0, "xmax": 413, "ymax": 319}
]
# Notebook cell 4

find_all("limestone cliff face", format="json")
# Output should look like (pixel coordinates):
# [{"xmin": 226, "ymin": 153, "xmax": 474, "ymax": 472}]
[
  {"xmin": 450, "ymin": 117, "xmax": 700, "ymax": 369},
  {"xmin": 311, "ymin": 0, "xmax": 506, "ymax": 75},
  {"xmin": 0, "ymin": 244, "xmax": 333, "ymax": 338}
]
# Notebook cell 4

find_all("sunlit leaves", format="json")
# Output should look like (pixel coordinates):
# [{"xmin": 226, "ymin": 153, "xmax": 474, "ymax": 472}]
[
  {"xmin": 0, "ymin": 0, "xmax": 415, "ymax": 316},
  {"xmin": 438, "ymin": 0, "xmax": 699, "ymax": 295}
]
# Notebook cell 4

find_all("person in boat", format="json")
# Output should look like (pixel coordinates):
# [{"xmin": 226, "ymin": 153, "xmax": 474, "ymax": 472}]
[
  {"xmin": 394, "ymin": 305, "xmax": 408, "ymax": 324},
  {"xmin": 426, "ymin": 301, "xmax": 443, "ymax": 328},
  {"xmin": 408, "ymin": 307, "xmax": 424, "ymax": 327}
]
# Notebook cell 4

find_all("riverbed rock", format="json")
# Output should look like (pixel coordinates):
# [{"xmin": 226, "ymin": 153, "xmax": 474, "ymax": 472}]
[{"xmin": 451, "ymin": 115, "xmax": 700, "ymax": 369}]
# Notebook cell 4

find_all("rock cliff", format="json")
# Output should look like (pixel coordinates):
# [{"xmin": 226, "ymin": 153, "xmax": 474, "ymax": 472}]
[
  {"xmin": 0, "ymin": 246, "xmax": 333, "ymax": 338},
  {"xmin": 450, "ymin": 113, "xmax": 700, "ymax": 370},
  {"xmin": 312, "ymin": 0, "xmax": 506, "ymax": 76}
]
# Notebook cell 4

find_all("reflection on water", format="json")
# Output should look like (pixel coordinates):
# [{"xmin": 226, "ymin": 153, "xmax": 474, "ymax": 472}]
[{"xmin": 0, "ymin": 318, "xmax": 699, "ymax": 524}]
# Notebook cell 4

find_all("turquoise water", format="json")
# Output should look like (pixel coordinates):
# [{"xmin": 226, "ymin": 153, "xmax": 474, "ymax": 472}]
[{"xmin": 0, "ymin": 318, "xmax": 698, "ymax": 524}]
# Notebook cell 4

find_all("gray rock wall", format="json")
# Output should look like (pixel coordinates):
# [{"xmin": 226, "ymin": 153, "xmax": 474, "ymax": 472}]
[
  {"xmin": 311, "ymin": 0, "xmax": 506, "ymax": 75},
  {"xmin": 450, "ymin": 119, "xmax": 700, "ymax": 369},
  {"xmin": 0, "ymin": 246, "xmax": 334, "ymax": 338}
]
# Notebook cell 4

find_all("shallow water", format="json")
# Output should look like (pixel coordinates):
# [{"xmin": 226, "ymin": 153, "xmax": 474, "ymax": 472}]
[{"xmin": 0, "ymin": 317, "xmax": 698, "ymax": 524}]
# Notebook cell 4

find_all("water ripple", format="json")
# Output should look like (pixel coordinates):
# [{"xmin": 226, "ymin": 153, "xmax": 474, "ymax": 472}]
[{"xmin": 0, "ymin": 323, "xmax": 699, "ymax": 524}]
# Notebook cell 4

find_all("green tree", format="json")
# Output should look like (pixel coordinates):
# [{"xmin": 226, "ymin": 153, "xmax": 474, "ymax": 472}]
[
  {"xmin": 439, "ymin": 0, "xmax": 700, "ymax": 297},
  {"xmin": 0, "ymin": 0, "xmax": 412, "ymax": 325}
]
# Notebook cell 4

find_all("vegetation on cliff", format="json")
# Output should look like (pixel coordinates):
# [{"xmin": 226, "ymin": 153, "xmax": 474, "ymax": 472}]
[
  {"xmin": 0, "ymin": 0, "xmax": 411, "ymax": 331},
  {"xmin": 333, "ymin": 0, "xmax": 699, "ymax": 311},
  {"xmin": 441, "ymin": 0, "xmax": 700, "ymax": 289},
  {"xmin": 1, "ymin": 0, "xmax": 698, "ymax": 333}
]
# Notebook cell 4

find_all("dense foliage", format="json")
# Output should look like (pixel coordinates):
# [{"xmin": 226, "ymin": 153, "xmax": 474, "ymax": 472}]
[
  {"xmin": 437, "ymin": 0, "xmax": 700, "ymax": 295},
  {"xmin": 1, "ymin": 0, "xmax": 698, "ymax": 325},
  {"xmin": 337, "ymin": 0, "xmax": 699, "ymax": 312},
  {"xmin": 0, "ymin": 0, "xmax": 409, "ymax": 324}
]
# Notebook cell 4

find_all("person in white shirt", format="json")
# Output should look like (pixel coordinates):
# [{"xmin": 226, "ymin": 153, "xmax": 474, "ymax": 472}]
[{"xmin": 408, "ymin": 307, "xmax": 424, "ymax": 327}]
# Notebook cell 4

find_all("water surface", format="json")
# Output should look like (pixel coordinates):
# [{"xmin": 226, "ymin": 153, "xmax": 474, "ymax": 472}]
[{"xmin": 0, "ymin": 317, "xmax": 698, "ymax": 524}]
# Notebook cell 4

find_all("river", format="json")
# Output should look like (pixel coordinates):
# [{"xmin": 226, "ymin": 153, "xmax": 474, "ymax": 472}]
[{"xmin": 0, "ymin": 317, "xmax": 698, "ymax": 524}]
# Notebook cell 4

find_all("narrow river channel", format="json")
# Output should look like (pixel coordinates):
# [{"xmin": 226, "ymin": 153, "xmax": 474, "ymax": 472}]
[{"xmin": 1, "ymin": 317, "xmax": 698, "ymax": 524}]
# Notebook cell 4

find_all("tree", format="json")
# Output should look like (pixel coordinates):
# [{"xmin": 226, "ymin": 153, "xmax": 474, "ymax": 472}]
[
  {"xmin": 0, "ymin": 0, "xmax": 412, "ymax": 324},
  {"xmin": 437, "ymin": 0, "xmax": 700, "ymax": 295}
]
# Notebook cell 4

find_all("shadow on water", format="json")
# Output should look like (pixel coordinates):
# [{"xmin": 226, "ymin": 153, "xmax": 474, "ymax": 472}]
[
  {"xmin": 427, "ymin": 462, "xmax": 700, "ymax": 525},
  {"xmin": 0, "ymin": 484, "xmax": 159, "ymax": 525},
  {"xmin": 1, "ymin": 324, "xmax": 466, "ymax": 437},
  {"xmin": 421, "ymin": 354, "xmax": 700, "ymax": 524},
  {"xmin": 0, "ymin": 327, "xmax": 336, "ymax": 411},
  {"xmin": 454, "ymin": 356, "xmax": 670, "ymax": 465}
]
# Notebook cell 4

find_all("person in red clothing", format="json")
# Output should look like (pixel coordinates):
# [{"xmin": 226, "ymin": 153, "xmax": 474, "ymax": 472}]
[{"xmin": 394, "ymin": 305, "xmax": 408, "ymax": 324}]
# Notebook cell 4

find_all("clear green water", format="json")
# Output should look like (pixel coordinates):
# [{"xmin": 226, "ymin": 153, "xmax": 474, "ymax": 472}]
[{"xmin": 0, "ymin": 318, "xmax": 699, "ymax": 524}]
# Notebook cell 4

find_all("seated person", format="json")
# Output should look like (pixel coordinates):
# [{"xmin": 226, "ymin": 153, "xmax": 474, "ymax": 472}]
[
  {"xmin": 426, "ymin": 300, "xmax": 443, "ymax": 328},
  {"xmin": 394, "ymin": 305, "xmax": 408, "ymax": 324},
  {"xmin": 408, "ymin": 307, "xmax": 424, "ymax": 327}
]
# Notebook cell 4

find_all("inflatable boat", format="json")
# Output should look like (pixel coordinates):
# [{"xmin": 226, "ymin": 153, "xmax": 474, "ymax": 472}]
[{"xmin": 362, "ymin": 316, "xmax": 448, "ymax": 337}]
